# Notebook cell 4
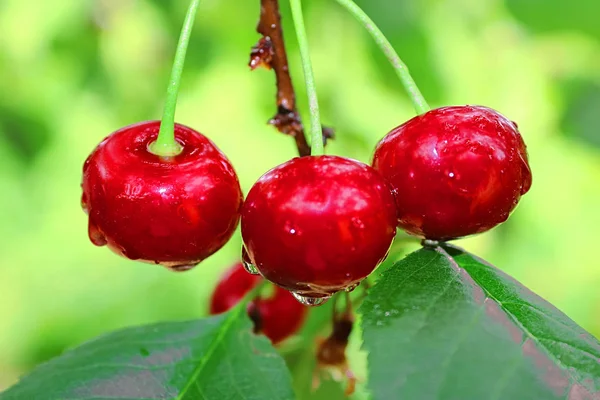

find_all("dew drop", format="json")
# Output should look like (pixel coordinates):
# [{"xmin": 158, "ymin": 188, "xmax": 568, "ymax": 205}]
[
  {"xmin": 242, "ymin": 261, "xmax": 259, "ymax": 275},
  {"xmin": 165, "ymin": 264, "xmax": 196, "ymax": 272},
  {"xmin": 344, "ymin": 283, "xmax": 359, "ymax": 293},
  {"xmin": 88, "ymin": 220, "xmax": 107, "ymax": 246},
  {"xmin": 291, "ymin": 292, "xmax": 330, "ymax": 306},
  {"xmin": 241, "ymin": 246, "xmax": 260, "ymax": 275},
  {"xmin": 81, "ymin": 193, "xmax": 89, "ymax": 214},
  {"xmin": 421, "ymin": 239, "xmax": 439, "ymax": 248},
  {"xmin": 519, "ymin": 155, "xmax": 532, "ymax": 195},
  {"xmin": 351, "ymin": 217, "xmax": 365, "ymax": 229}
]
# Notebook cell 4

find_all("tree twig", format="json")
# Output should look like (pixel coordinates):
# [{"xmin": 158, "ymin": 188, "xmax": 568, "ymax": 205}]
[{"xmin": 250, "ymin": 0, "xmax": 332, "ymax": 156}]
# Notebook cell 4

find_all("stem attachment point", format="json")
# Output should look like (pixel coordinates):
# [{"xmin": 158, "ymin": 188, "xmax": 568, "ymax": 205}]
[{"xmin": 149, "ymin": 0, "xmax": 200, "ymax": 157}]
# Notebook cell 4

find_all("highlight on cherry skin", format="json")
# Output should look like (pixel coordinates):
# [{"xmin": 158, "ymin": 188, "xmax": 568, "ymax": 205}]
[
  {"xmin": 81, "ymin": 120, "xmax": 243, "ymax": 271},
  {"xmin": 210, "ymin": 262, "xmax": 308, "ymax": 344},
  {"xmin": 241, "ymin": 155, "xmax": 398, "ymax": 306},
  {"xmin": 372, "ymin": 105, "xmax": 532, "ymax": 241}
]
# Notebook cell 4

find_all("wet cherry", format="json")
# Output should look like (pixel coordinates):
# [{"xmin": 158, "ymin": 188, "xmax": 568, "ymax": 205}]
[
  {"xmin": 81, "ymin": 121, "xmax": 243, "ymax": 270},
  {"xmin": 372, "ymin": 105, "xmax": 532, "ymax": 240},
  {"xmin": 210, "ymin": 262, "xmax": 307, "ymax": 344},
  {"xmin": 241, "ymin": 155, "xmax": 397, "ymax": 303}
]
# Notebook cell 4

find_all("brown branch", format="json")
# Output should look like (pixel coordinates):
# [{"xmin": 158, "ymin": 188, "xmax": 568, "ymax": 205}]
[{"xmin": 250, "ymin": 0, "xmax": 312, "ymax": 157}]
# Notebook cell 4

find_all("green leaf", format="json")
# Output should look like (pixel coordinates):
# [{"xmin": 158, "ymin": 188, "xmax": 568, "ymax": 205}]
[
  {"xmin": 360, "ymin": 244, "xmax": 600, "ymax": 399},
  {"xmin": 1, "ymin": 308, "xmax": 295, "ymax": 400}
]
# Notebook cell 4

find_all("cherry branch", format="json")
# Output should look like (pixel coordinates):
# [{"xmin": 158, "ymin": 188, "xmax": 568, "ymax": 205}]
[{"xmin": 250, "ymin": 0, "xmax": 332, "ymax": 157}]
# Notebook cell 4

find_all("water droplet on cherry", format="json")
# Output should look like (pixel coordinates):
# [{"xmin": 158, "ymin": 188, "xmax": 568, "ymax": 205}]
[
  {"xmin": 291, "ymin": 292, "xmax": 330, "ymax": 306},
  {"xmin": 165, "ymin": 264, "xmax": 196, "ymax": 272},
  {"xmin": 344, "ymin": 283, "xmax": 359, "ymax": 293},
  {"xmin": 81, "ymin": 193, "xmax": 89, "ymax": 214},
  {"xmin": 241, "ymin": 246, "xmax": 260, "ymax": 275},
  {"xmin": 421, "ymin": 239, "xmax": 439, "ymax": 248},
  {"xmin": 88, "ymin": 220, "xmax": 107, "ymax": 246}
]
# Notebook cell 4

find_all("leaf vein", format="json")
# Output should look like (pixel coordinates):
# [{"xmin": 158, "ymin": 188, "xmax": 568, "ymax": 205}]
[{"xmin": 176, "ymin": 310, "xmax": 243, "ymax": 399}]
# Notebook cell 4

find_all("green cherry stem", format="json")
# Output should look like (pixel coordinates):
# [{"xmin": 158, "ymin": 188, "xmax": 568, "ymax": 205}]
[
  {"xmin": 149, "ymin": 0, "xmax": 200, "ymax": 157},
  {"xmin": 333, "ymin": 0, "xmax": 430, "ymax": 115},
  {"xmin": 289, "ymin": 0, "xmax": 325, "ymax": 156}
]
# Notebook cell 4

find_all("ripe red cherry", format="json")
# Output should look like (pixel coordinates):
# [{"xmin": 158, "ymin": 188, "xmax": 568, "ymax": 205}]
[
  {"xmin": 210, "ymin": 262, "xmax": 307, "ymax": 344},
  {"xmin": 372, "ymin": 105, "xmax": 532, "ymax": 240},
  {"xmin": 241, "ymin": 155, "xmax": 397, "ymax": 303},
  {"xmin": 81, "ymin": 121, "xmax": 243, "ymax": 270}
]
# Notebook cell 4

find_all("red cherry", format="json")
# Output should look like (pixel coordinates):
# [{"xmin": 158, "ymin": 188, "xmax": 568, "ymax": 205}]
[
  {"xmin": 81, "ymin": 121, "xmax": 243, "ymax": 270},
  {"xmin": 241, "ymin": 155, "xmax": 397, "ymax": 302},
  {"xmin": 372, "ymin": 105, "xmax": 532, "ymax": 240},
  {"xmin": 210, "ymin": 263, "xmax": 307, "ymax": 344}
]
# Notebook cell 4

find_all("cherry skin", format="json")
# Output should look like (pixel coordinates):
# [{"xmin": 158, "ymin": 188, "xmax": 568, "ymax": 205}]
[
  {"xmin": 241, "ymin": 155, "xmax": 397, "ymax": 301},
  {"xmin": 372, "ymin": 105, "xmax": 532, "ymax": 240},
  {"xmin": 210, "ymin": 262, "xmax": 307, "ymax": 344},
  {"xmin": 81, "ymin": 121, "xmax": 243, "ymax": 270}
]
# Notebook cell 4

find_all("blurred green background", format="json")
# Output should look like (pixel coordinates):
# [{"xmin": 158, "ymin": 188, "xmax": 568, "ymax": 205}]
[{"xmin": 1, "ymin": 0, "xmax": 599, "ymax": 397}]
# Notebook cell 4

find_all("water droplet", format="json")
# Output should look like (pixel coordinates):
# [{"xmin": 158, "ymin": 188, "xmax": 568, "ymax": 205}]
[
  {"xmin": 242, "ymin": 261, "xmax": 259, "ymax": 275},
  {"xmin": 421, "ymin": 239, "xmax": 439, "ymax": 248},
  {"xmin": 384, "ymin": 311, "xmax": 391, "ymax": 317},
  {"xmin": 284, "ymin": 221, "xmax": 299, "ymax": 236},
  {"xmin": 81, "ymin": 193, "xmax": 89, "ymax": 214},
  {"xmin": 241, "ymin": 257, "xmax": 259, "ymax": 276},
  {"xmin": 344, "ymin": 283, "xmax": 359, "ymax": 293},
  {"xmin": 88, "ymin": 220, "xmax": 107, "ymax": 246},
  {"xmin": 241, "ymin": 246, "xmax": 260, "ymax": 275},
  {"xmin": 164, "ymin": 263, "xmax": 196, "ymax": 272},
  {"xmin": 291, "ymin": 292, "xmax": 330, "ymax": 306},
  {"xmin": 351, "ymin": 217, "xmax": 365, "ymax": 229}
]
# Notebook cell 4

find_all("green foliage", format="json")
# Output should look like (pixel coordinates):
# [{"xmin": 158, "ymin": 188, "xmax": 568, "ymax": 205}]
[
  {"xmin": 360, "ymin": 245, "xmax": 600, "ymax": 399},
  {"xmin": 3, "ymin": 244, "xmax": 599, "ymax": 399},
  {"xmin": 1, "ymin": 309, "xmax": 295, "ymax": 400},
  {"xmin": 506, "ymin": 0, "xmax": 600, "ymax": 39},
  {"xmin": 1, "ymin": 0, "xmax": 600, "ymax": 397}
]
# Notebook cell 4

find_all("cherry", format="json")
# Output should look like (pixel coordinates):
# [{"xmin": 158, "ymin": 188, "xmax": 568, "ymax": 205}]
[
  {"xmin": 81, "ymin": 121, "xmax": 243, "ymax": 270},
  {"xmin": 210, "ymin": 262, "xmax": 307, "ymax": 344},
  {"xmin": 372, "ymin": 105, "xmax": 532, "ymax": 240},
  {"xmin": 241, "ymin": 155, "xmax": 397, "ymax": 303}
]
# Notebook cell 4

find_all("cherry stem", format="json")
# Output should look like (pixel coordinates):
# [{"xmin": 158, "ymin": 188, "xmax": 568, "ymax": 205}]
[
  {"xmin": 288, "ymin": 0, "xmax": 324, "ymax": 156},
  {"xmin": 149, "ymin": 0, "xmax": 200, "ymax": 157},
  {"xmin": 332, "ymin": 0, "xmax": 430, "ymax": 115}
]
